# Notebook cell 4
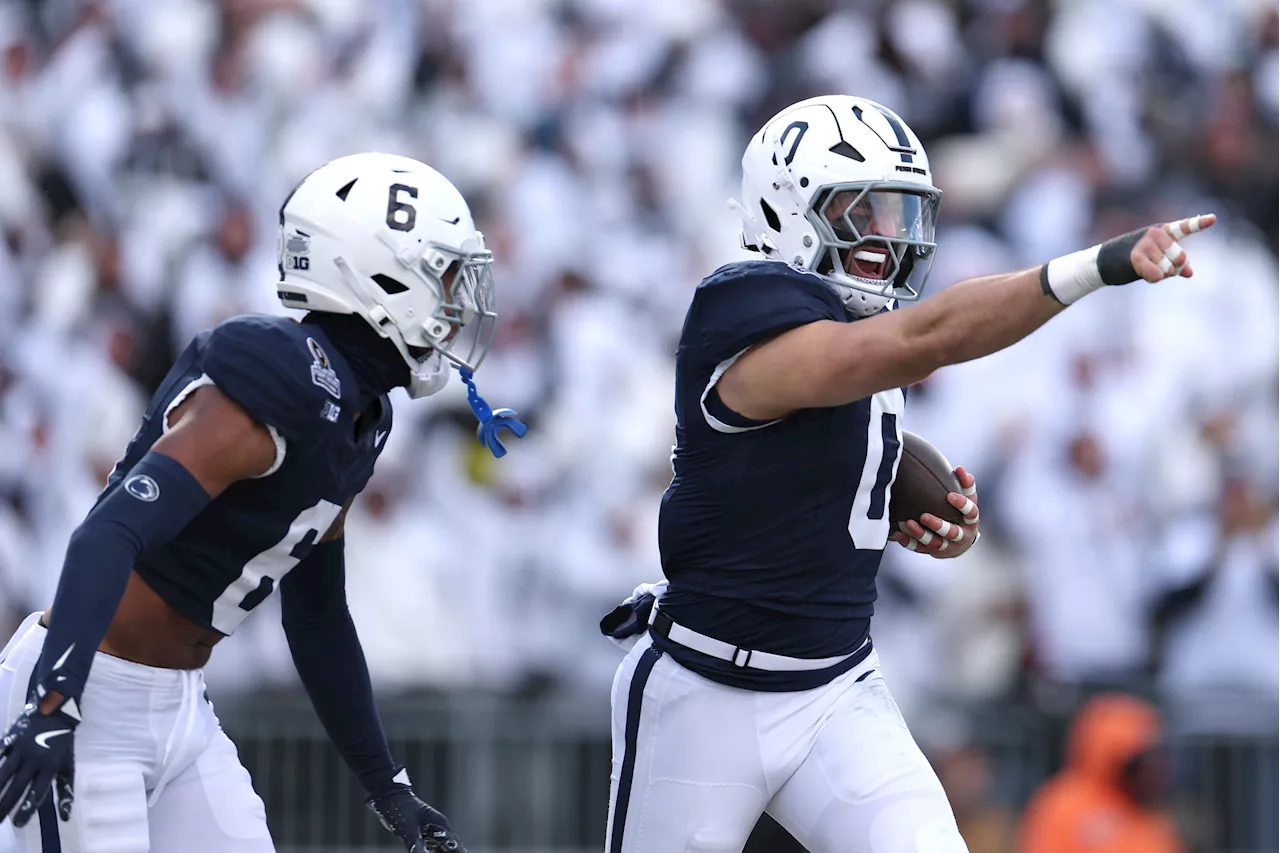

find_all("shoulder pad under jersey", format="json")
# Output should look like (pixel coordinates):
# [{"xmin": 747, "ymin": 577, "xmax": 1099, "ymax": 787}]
[
  {"xmin": 685, "ymin": 260, "xmax": 845, "ymax": 363},
  {"xmin": 200, "ymin": 315, "xmax": 335, "ymax": 446}
]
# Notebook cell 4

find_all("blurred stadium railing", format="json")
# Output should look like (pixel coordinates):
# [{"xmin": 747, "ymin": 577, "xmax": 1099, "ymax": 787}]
[
  {"xmin": 223, "ymin": 691, "xmax": 612, "ymax": 853},
  {"xmin": 218, "ymin": 692, "xmax": 1277, "ymax": 853}
]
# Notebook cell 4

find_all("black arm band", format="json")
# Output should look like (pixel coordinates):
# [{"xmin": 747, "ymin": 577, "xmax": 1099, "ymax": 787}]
[{"xmin": 37, "ymin": 452, "xmax": 211, "ymax": 700}]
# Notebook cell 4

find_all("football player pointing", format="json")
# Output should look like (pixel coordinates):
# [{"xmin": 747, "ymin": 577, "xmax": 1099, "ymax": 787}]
[
  {"xmin": 0, "ymin": 153, "xmax": 523, "ymax": 852},
  {"xmin": 601, "ymin": 95, "xmax": 1213, "ymax": 853}
]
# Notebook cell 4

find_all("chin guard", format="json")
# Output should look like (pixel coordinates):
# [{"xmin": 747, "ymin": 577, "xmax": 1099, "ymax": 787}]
[{"xmin": 457, "ymin": 367, "xmax": 527, "ymax": 459}]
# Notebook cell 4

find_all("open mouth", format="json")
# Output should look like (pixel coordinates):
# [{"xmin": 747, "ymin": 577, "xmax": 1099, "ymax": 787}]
[{"xmin": 845, "ymin": 247, "xmax": 890, "ymax": 280}]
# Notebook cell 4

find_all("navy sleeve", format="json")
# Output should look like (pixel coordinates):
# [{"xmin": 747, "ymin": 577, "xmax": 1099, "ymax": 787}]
[
  {"xmin": 36, "ymin": 453, "xmax": 211, "ymax": 703},
  {"xmin": 689, "ymin": 266, "xmax": 843, "ymax": 365},
  {"xmin": 200, "ymin": 317, "xmax": 326, "ymax": 447},
  {"xmin": 279, "ymin": 538, "xmax": 402, "ymax": 798}
]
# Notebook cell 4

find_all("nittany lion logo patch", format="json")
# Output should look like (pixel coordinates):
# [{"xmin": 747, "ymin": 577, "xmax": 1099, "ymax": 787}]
[
  {"xmin": 124, "ymin": 474, "xmax": 160, "ymax": 502},
  {"xmin": 307, "ymin": 337, "xmax": 341, "ymax": 398}
]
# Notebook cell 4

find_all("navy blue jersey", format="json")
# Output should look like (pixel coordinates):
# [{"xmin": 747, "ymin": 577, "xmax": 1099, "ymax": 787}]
[
  {"xmin": 656, "ymin": 260, "xmax": 904, "ymax": 689},
  {"xmin": 100, "ymin": 315, "xmax": 393, "ymax": 634}
]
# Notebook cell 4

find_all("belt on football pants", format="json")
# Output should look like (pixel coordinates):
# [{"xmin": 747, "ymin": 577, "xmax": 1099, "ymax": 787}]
[{"xmin": 647, "ymin": 605, "xmax": 867, "ymax": 672}]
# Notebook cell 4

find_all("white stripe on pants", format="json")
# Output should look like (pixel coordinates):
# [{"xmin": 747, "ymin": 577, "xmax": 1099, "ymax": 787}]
[
  {"xmin": 605, "ymin": 633, "xmax": 969, "ymax": 853},
  {"xmin": 0, "ymin": 614, "xmax": 275, "ymax": 853}
]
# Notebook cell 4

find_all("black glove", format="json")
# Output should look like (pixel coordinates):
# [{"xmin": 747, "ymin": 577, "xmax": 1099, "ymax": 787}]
[
  {"xmin": 368, "ymin": 787, "xmax": 467, "ymax": 853},
  {"xmin": 599, "ymin": 591, "xmax": 656, "ymax": 640},
  {"xmin": 0, "ymin": 697, "xmax": 78, "ymax": 826}
]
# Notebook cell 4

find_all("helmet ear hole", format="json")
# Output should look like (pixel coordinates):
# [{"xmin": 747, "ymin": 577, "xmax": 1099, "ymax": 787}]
[
  {"xmin": 371, "ymin": 273, "xmax": 409, "ymax": 294},
  {"xmin": 760, "ymin": 199, "xmax": 781, "ymax": 232}
]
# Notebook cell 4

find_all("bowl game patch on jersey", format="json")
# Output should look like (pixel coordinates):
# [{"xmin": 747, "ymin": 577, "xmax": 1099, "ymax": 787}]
[{"xmin": 307, "ymin": 337, "xmax": 342, "ymax": 398}]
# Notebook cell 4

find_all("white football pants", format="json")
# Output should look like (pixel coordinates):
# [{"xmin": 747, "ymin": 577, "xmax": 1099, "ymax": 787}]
[
  {"xmin": 605, "ymin": 633, "xmax": 968, "ymax": 853},
  {"xmin": 0, "ymin": 613, "xmax": 274, "ymax": 853}
]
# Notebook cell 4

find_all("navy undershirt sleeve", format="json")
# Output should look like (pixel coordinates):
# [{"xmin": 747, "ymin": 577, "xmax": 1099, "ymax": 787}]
[
  {"xmin": 279, "ymin": 537, "xmax": 401, "ymax": 797},
  {"xmin": 36, "ymin": 452, "xmax": 211, "ymax": 701}
]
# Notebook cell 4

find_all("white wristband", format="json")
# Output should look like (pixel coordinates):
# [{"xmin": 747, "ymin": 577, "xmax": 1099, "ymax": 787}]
[{"xmin": 1042, "ymin": 245, "xmax": 1104, "ymax": 306}]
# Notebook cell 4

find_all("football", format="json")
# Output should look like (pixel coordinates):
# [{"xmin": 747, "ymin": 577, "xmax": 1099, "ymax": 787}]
[{"xmin": 888, "ymin": 431, "xmax": 966, "ymax": 526}]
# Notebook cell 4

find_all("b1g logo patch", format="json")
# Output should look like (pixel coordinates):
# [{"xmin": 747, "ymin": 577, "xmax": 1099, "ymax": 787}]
[
  {"xmin": 284, "ymin": 230, "xmax": 310, "ymax": 271},
  {"xmin": 307, "ymin": 337, "xmax": 342, "ymax": 399},
  {"xmin": 124, "ymin": 474, "xmax": 160, "ymax": 502}
]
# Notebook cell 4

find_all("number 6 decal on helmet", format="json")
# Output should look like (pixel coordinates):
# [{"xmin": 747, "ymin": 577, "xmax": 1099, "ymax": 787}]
[
  {"xmin": 275, "ymin": 152, "xmax": 499, "ymax": 381},
  {"xmin": 385, "ymin": 184, "xmax": 418, "ymax": 232}
]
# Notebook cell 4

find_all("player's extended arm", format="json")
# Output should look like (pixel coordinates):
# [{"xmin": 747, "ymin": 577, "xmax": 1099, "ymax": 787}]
[
  {"xmin": 279, "ymin": 536, "xmax": 468, "ymax": 852},
  {"xmin": 719, "ymin": 215, "xmax": 1215, "ymax": 419}
]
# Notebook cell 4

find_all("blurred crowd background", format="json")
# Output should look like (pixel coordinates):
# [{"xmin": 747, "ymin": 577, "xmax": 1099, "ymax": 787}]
[{"xmin": 0, "ymin": 0, "xmax": 1275, "ymax": 851}]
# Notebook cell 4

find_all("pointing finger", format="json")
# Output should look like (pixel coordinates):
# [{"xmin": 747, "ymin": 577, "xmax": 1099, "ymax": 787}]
[{"xmin": 1167, "ymin": 214, "xmax": 1215, "ymax": 240}]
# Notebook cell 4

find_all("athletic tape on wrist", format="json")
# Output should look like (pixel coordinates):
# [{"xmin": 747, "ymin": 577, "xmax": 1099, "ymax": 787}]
[
  {"xmin": 1041, "ymin": 245, "xmax": 1103, "ymax": 305},
  {"xmin": 1043, "ymin": 227, "xmax": 1148, "ymax": 305}
]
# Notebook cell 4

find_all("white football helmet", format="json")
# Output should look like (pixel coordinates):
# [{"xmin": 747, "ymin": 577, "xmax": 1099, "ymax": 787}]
[
  {"xmin": 276, "ymin": 152, "xmax": 496, "ymax": 397},
  {"xmin": 731, "ymin": 95, "xmax": 943, "ymax": 317}
]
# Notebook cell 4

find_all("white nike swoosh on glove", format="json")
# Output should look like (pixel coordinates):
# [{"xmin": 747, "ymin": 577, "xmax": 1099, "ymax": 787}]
[{"xmin": 34, "ymin": 730, "xmax": 71, "ymax": 749}]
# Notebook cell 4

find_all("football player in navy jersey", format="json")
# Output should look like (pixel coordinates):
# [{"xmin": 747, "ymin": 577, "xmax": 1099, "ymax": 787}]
[
  {"xmin": 600, "ymin": 95, "xmax": 1215, "ymax": 853},
  {"xmin": 0, "ymin": 152, "xmax": 524, "ymax": 853}
]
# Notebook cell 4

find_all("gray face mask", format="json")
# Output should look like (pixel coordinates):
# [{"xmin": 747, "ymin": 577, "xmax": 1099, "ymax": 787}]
[
  {"xmin": 415, "ymin": 246, "xmax": 498, "ymax": 374},
  {"xmin": 807, "ymin": 182, "xmax": 942, "ymax": 314}
]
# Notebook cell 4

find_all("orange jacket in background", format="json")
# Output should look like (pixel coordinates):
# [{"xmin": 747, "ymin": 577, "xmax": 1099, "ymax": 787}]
[{"xmin": 1018, "ymin": 694, "xmax": 1182, "ymax": 853}]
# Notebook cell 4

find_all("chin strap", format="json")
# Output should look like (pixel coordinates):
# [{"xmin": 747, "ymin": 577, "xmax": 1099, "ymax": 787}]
[{"xmin": 456, "ymin": 367, "xmax": 527, "ymax": 459}]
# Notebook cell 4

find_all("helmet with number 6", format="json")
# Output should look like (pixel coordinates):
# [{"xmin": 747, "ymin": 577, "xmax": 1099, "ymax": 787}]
[
  {"xmin": 276, "ymin": 152, "xmax": 496, "ymax": 396},
  {"xmin": 731, "ymin": 95, "xmax": 943, "ymax": 317}
]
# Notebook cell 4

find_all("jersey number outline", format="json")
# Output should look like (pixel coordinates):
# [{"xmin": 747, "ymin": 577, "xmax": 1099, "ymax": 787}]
[
  {"xmin": 848, "ymin": 390, "xmax": 903, "ymax": 549},
  {"xmin": 209, "ymin": 498, "xmax": 344, "ymax": 633}
]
